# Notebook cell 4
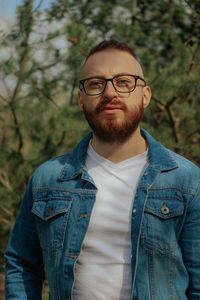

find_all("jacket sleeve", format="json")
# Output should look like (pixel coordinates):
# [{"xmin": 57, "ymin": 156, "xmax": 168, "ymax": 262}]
[
  {"xmin": 4, "ymin": 177, "xmax": 45, "ymax": 299},
  {"xmin": 179, "ymin": 175, "xmax": 200, "ymax": 299}
]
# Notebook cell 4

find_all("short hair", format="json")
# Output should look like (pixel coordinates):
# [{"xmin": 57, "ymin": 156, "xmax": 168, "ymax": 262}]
[{"xmin": 85, "ymin": 40, "xmax": 138, "ymax": 62}]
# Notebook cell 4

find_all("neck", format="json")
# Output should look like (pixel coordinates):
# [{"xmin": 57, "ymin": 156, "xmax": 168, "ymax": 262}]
[{"xmin": 91, "ymin": 127, "xmax": 148, "ymax": 163}]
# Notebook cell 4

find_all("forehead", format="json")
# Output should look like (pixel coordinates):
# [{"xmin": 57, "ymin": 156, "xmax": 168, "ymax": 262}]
[{"xmin": 82, "ymin": 49, "xmax": 143, "ymax": 78}]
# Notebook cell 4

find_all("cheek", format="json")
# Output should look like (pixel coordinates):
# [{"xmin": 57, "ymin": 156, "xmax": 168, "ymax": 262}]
[
  {"xmin": 127, "ymin": 92, "xmax": 143, "ymax": 107},
  {"xmin": 79, "ymin": 92, "xmax": 98, "ymax": 109},
  {"xmin": 81, "ymin": 96, "xmax": 101, "ymax": 111}
]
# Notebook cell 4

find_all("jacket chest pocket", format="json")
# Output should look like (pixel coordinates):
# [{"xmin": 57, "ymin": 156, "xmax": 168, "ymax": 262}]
[
  {"xmin": 32, "ymin": 193, "xmax": 73, "ymax": 252},
  {"xmin": 141, "ymin": 192, "xmax": 184, "ymax": 254}
]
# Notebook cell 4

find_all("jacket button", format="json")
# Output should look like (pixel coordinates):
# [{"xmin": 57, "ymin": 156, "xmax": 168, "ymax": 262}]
[
  {"xmin": 45, "ymin": 205, "xmax": 53, "ymax": 217},
  {"xmin": 161, "ymin": 202, "xmax": 169, "ymax": 215}
]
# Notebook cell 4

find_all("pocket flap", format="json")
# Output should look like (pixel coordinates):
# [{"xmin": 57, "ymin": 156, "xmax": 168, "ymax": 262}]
[
  {"xmin": 32, "ymin": 198, "xmax": 72, "ymax": 221},
  {"xmin": 144, "ymin": 196, "xmax": 184, "ymax": 220}
]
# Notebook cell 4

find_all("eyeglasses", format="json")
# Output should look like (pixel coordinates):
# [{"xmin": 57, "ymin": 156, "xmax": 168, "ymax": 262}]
[{"xmin": 79, "ymin": 74, "xmax": 146, "ymax": 96}]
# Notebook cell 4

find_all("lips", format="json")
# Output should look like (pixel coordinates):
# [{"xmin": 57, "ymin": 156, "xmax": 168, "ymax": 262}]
[
  {"xmin": 100, "ymin": 105, "xmax": 123, "ymax": 111},
  {"xmin": 95, "ymin": 100, "xmax": 126, "ymax": 114}
]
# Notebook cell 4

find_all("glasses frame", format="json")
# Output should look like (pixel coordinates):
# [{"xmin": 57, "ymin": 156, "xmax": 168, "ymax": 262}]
[{"xmin": 79, "ymin": 74, "xmax": 146, "ymax": 96}]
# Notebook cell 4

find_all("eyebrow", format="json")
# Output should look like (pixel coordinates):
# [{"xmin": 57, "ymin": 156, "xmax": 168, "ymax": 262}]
[{"xmin": 82, "ymin": 73, "xmax": 137, "ymax": 80}]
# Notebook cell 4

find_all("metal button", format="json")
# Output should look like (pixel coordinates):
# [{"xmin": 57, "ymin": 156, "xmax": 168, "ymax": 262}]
[
  {"xmin": 45, "ymin": 205, "xmax": 53, "ymax": 217},
  {"xmin": 161, "ymin": 202, "xmax": 169, "ymax": 215}
]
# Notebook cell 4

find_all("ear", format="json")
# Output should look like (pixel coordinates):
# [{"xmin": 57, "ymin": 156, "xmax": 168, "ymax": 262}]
[
  {"xmin": 78, "ymin": 90, "xmax": 84, "ymax": 111},
  {"xmin": 143, "ymin": 85, "xmax": 151, "ymax": 108}
]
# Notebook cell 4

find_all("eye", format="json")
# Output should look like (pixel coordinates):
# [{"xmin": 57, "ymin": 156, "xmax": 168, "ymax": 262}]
[
  {"xmin": 87, "ymin": 79, "xmax": 104, "ymax": 89},
  {"xmin": 115, "ymin": 76, "xmax": 132, "ymax": 87}
]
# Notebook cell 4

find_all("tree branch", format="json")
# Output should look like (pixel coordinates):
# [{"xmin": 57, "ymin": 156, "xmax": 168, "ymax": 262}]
[
  {"xmin": 9, "ymin": 102, "xmax": 24, "ymax": 152},
  {"xmin": 151, "ymin": 95, "xmax": 165, "ymax": 110},
  {"xmin": 0, "ymin": 171, "xmax": 12, "ymax": 191},
  {"xmin": 6, "ymin": 0, "xmax": 34, "ymax": 154},
  {"xmin": 10, "ymin": 0, "xmax": 34, "ymax": 106},
  {"xmin": 166, "ymin": 106, "xmax": 181, "ymax": 146},
  {"xmin": 187, "ymin": 40, "xmax": 200, "ymax": 75},
  {"xmin": 69, "ymin": 74, "xmax": 77, "ymax": 105},
  {"xmin": 34, "ymin": 0, "xmax": 44, "ymax": 12},
  {"xmin": 132, "ymin": 0, "xmax": 137, "ymax": 17},
  {"xmin": 0, "ymin": 94, "xmax": 8, "ymax": 103},
  {"xmin": 151, "ymin": 95, "xmax": 181, "ymax": 148},
  {"xmin": 186, "ymin": 126, "xmax": 200, "ymax": 140},
  {"xmin": 56, "ymin": 131, "xmax": 66, "ymax": 147},
  {"xmin": 34, "ymin": 86, "xmax": 60, "ymax": 109},
  {"xmin": 27, "ymin": 59, "xmax": 62, "ymax": 78}
]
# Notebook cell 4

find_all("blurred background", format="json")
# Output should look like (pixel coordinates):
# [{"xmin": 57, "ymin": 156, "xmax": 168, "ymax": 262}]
[{"xmin": 0, "ymin": 0, "xmax": 200, "ymax": 298}]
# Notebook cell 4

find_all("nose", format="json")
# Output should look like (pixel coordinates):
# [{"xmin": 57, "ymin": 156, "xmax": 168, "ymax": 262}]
[{"xmin": 103, "ymin": 80, "xmax": 118, "ymax": 98}]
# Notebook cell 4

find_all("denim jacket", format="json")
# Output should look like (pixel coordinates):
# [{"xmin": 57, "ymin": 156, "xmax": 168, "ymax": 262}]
[{"xmin": 5, "ymin": 129, "xmax": 200, "ymax": 300}]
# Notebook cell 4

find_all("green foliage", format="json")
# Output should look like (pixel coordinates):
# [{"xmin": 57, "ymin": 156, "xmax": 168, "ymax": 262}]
[{"xmin": 0, "ymin": 1, "xmax": 200, "ymax": 289}]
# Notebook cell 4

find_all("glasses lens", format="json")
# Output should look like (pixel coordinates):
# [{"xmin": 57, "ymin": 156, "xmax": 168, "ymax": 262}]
[
  {"xmin": 84, "ymin": 78, "xmax": 105, "ymax": 95},
  {"xmin": 113, "ymin": 75, "xmax": 136, "ymax": 93}
]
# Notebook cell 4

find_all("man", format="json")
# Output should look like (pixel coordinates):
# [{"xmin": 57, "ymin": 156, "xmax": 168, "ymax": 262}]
[{"xmin": 5, "ymin": 40, "xmax": 200, "ymax": 300}]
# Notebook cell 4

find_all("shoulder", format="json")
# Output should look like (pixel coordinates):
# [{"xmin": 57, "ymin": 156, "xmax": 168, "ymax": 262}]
[
  {"xmin": 143, "ymin": 128, "xmax": 200, "ymax": 194},
  {"xmin": 163, "ymin": 149, "xmax": 200, "ymax": 195},
  {"xmin": 32, "ymin": 151, "xmax": 73, "ymax": 189},
  {"xmin": 30, "ymin": 132, "xmax": 92, "ymax": 190},
  {"xmin": 143, "ymin": 129, "xmax": 200, "ymax": 180},
  {"xmin": 168, "ymin": 149, "xmax": 199, "ymax": 175}
]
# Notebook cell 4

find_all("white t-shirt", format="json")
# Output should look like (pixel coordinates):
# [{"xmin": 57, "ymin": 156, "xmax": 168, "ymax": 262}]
[{"xmin": 72, "ymin": 143, "xmax": 148, "ymax": 300}]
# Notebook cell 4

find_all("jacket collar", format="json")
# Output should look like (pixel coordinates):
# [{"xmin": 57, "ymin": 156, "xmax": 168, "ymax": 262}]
[
  {"xmin": 59, "ymin": 129, "xmax": 177, "ymax": 181},
  {"xmin": 59, "ymin": 133, "xmax": 92, "ymax": 181},
  {"xmin": 141, "ymin": 129, "xmax": 178, "ymax": 171}
]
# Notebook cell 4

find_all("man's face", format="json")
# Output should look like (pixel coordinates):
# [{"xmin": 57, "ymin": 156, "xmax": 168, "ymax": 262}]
[{"xmin": 78, "ymin": 49, "xmax": 151, "ymax": 143}]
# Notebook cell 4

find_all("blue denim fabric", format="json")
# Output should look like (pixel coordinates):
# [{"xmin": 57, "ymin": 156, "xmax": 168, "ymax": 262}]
[{"xmin": 5, "ymin": 129, "xmax": 200, "ymax": 300}]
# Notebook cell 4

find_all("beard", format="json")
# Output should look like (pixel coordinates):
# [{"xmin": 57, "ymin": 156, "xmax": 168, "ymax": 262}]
[{"xmin": 82, "ymin": 97, "xmax": 144, "ymax": 144}]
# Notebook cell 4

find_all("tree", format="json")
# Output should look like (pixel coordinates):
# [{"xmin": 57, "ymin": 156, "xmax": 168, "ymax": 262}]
[
  {"xmin": 0, "ymin": 0, "xmax": 90, "ymax": 256},
  {"xmin": 0, "ymin": 1, "xmax": 200, "ymax": 294}
]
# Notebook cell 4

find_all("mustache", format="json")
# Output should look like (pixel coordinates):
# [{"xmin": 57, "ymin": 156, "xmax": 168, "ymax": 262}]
[{"xmin": 95, "ymin": 99, "xmax": 127, "ymax": 114}]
